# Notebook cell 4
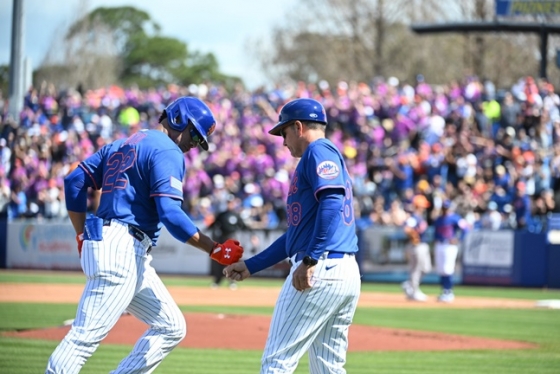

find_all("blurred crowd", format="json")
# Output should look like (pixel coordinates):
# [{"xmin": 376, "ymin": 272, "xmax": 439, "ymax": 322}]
[{"xmin": 0, "ymin": 75, "xmax": 559, "ymax": 233}]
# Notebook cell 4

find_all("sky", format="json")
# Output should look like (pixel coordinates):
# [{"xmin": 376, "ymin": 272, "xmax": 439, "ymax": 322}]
[{"xmin": 0, "ymin": 0, "xmax": 297, "ymax": 89}]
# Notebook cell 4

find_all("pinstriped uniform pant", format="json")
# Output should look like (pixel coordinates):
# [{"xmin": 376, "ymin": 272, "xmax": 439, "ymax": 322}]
[
  {"xmin": 407, "ymin": 242, "xmax": 432, "ymax": 292},
  {"xmin": 46, "ymin": 220, "xmax": 186, "ymax": 374},
  {"xmin": 261, "ymin": 253, "xmax": 361, "ymax": 374},
  {"xmin": 434, "ymin": 242, "xmax": 459, "ymax": 276}
]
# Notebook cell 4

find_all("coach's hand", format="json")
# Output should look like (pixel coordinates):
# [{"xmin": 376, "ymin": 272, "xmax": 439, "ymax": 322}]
[
  {"xmin": 76, "ymin": 233, "xmax": 84, "ymax": 258},
  {"xmin": 292, "ymin": 263, "xmax": 315, "ymax": 291},
  {"xmin": 224, "ymin": 261, "xmax": 251, "ymax": 281},
  {"xmin": 210, "ymin": 239, "xmax": 244, "ymax": 265}
]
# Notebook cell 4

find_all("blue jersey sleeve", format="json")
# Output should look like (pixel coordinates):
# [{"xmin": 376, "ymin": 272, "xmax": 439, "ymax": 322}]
[
  {"xmin": 64, "ymin": 165, "xmax": 94, "ymax": 212},
  {"xmin": 305, "ymin": 189, "xmax": 344, "ymax": 260},
  {"xmin": 155, "ymin": 196, "xmax": 198, "ymax": 242},
  {"xmin": 81, "ymin": 143, "xmax": 113, "ymax": 190},
  {"xmin": 245, "ymin": 233, "xmax": 288, "ymax": 275},
  {"xmin": 304, "ymin": 140, "xmax": 346, "ymax": 199},
  {"xmin": 150, "ymin": 149, "xmax": 185, "ymax": 200},
  {"xmin": 66, "ymin": 145, "xmax": 113, "ymax": 212}
]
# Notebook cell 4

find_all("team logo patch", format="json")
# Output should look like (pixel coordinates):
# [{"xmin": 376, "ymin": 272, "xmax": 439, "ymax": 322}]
[
  {"xmin": 170, "ymin": 176, "xmax": 183, "ymax": 192},
  {"xmin": 316, "ymin": 161, "xmax": 340, "ymax": 180}
]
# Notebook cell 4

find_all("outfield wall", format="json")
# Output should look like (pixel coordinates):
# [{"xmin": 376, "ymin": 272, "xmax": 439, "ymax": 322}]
[
  {"xmin": 1, "ymin": 220, "xmax": 288, "ymax": 277},
  {"xmin": 0, "ymin": 219, "xmax": 556, "ymax": 288}
]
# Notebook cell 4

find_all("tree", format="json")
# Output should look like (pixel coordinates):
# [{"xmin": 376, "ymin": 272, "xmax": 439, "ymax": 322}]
[
  {"xmin": 36, "ymin": 4, "xmax": 239, "ymax": 90},
  {"xmin": 35, "ymin": 2, "xmax": 121, "ymax": 90},
  {"xmin": 66, "ymin": 6, "xmax": 159, "ymax": 53},
  {"xmin": 252, "ymin": 0, "xmax": 559, "ymax": 88},
  {"xmin": 252, "ymin": 0, "xmax": 454, "ymax": 86},
  {"xmin": 121, "ymin": 35, "xmax": 188, "ymax": 87}
]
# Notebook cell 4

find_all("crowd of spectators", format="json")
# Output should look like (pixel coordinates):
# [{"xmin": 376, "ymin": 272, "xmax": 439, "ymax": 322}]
[{"xmin": 0, "ymin": 75, "xmax": 559, "ymax": 234}]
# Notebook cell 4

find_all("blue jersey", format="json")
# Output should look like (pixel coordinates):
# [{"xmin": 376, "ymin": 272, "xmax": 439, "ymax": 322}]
[
  {"xmin": 434, "ymin": 213, "xmax": 466, "ymax": 243},
  {"xmin": 81, "ymin": 130, "xmax": 185, "ymax": 242},
  {"xmin": 285, "ymin": 138, "xmax": 357, "ymax": 257},
  {"xmin": 513, "ymin": 194, "xmax": 531, "ymax": 225}
]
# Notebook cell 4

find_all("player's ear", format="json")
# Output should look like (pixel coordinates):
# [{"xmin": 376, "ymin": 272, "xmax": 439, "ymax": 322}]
[{"xmin": 294, "ymin": 120, "xmax": 303, "ymax": 134}]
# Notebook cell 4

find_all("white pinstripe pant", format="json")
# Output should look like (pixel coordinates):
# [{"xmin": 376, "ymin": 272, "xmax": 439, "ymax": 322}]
[
  {"xmin": 46, "ymin": 220, "xmax": 186, "ymax": 374},
  {"xmin": 434, "ymin": 243, "xmax": 459, "ymax": 276},
  {"xmin": 261, "ymin": 253, "xmax": 361, "ymax": 374}
]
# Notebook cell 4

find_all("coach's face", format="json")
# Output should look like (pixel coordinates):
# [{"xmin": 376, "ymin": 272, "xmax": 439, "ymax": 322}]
[{"xmin": 281, "ymin": 120, "xmax": 304, "ymax": 158}]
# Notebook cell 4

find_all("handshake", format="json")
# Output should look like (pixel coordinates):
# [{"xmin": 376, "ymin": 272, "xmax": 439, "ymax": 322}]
[
  {"xmin": 209, "ymin": 239, "xmax": 250, "ymax": 281},
  {"xmin": 210, "ymin": 239, "xmax": 244, "ymax": 265}
]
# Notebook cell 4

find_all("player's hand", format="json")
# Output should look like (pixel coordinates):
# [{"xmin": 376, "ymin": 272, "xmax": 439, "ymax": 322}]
[
  {"xmin": 76, "ymin": 233, "xmax": 84, "ymax": 258},
  {"xmin": 223, "ymin": 261, "xmax": 251, "ymax": 281},
  {"xmin": 210, "ymin": 239, "xmax": 244, "ymax": 265},
  {"xmin": 292, "ymin": 263, "xmax": 315, "ymax": 291}
]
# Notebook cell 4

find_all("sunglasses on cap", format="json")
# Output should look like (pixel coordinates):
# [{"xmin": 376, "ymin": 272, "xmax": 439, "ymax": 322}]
[
  {"xmin": 189, "ymin": 124, "xmax": 204, "ymax": 146},
  {"xmin": 170, "ymin": 113, "xmax": 203, "ymax": 145}
]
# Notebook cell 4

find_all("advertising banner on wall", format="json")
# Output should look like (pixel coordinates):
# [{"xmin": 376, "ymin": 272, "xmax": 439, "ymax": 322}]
[
  {"xmin": 462, "ymin": 230, "xmax": 515, "ymax": 284},
  {"xmin": 6, "ymin": 221, "xmax": 81, "ymax": 270},
  {"xmin": 496, "ymin": 0, "xmax": 560, "ymax": 16},
  {"xmin": 5, "ymin": 220, "xmax": 289, "ymax": 277},
  {"xmin": 149, "ymin": 228, "xmax": 287, "ymax": 276}
]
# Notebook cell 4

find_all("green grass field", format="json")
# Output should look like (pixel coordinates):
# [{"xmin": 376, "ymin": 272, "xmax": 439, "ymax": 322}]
[{"xmin": 1, "ymin": 270, "xmax": 559, "ymax": 373}]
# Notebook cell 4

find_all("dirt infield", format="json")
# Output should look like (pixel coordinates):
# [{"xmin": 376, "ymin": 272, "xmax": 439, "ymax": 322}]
[
  {"xmin": 0, "ymin": 283, "xmax": 537, "ymax": 351},
  {"xmin": 0, "ymin": 283, "xmax": 537, "ymax": 309}
]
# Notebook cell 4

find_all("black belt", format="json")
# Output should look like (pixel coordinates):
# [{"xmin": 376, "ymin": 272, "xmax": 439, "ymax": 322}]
[
  {"xmin": 103, "ymin": 219, "xmax": 152, "ymax": 253},
  {"xmin": 293, "ymin": 251, "xmax": 352, "ymax": 263}
]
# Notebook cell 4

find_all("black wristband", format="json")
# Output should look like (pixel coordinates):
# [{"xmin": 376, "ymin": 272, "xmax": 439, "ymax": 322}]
[{"xmin": 302, "ymin": 255, "xmax": 318, "ymax": 267}]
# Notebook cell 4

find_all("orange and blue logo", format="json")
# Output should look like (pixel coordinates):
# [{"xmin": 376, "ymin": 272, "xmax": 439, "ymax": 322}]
[
  {"xmin": 316, "ymin": 161, "xmax": 340, "ymax": 180},
  {"xmin": 20, "ymin": 225, "xmax": 34, "ymax": 250},
  {"xmin": 207, "ymin": 123, "xmax": 216, "ymax": 137}
]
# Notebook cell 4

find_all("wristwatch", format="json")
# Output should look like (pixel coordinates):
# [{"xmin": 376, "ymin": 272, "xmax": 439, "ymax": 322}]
[{"xmin": 302, "ymin": 255, "xmax": 318, "ymax": 267}]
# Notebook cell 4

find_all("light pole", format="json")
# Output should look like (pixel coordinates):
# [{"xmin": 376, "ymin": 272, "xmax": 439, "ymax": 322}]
[{"xmin": 8, "ymin": 0, "xmax": 25, "ymax": 121}]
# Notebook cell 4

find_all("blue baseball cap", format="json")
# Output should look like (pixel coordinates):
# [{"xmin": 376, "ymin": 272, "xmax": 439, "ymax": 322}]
[
  {"xmin": 269, "ymin": 98, "xmax": 327, "ymax": 136},
  {"xmin": 163, "ymin": 97, "xmax": 216, "ymax": 151}
]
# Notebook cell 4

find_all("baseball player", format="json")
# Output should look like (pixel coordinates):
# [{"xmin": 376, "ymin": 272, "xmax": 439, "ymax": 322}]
[
  {"xmin": 46, "ymin": 97, "xmax": 244, "ymax": 374},
  {"xmin": 401, "ymin": 195, "xmax": 432, "ymax": 302},
  {"xmin": 224, "ymin": 98, "xmax": 361, "ymax": 374},
  {"xmin": 433, "ymin": 200, "xmax": 468, "ymax": 303}
]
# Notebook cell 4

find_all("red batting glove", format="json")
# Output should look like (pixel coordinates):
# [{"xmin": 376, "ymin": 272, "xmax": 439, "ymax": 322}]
[
  {"xmin": 210, "ymin": 239, "xmax": 244, "ymax": 265},
  {"xmin": 76, "ymin": 233, "xmax": 84, "ymax": 258}
]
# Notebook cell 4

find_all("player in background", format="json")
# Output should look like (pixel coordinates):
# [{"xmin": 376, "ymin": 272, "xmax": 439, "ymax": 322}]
[
  {"xmin": 433, "ymin": 200, "xmax": 468, "ymax": 303},
  {"xmin": 208, "ymin": 194, "xmax": 248, "ymax": 289},
  {"xmin": 401, "ymin": 194, "xmax": 432, "ymax": 302},
  {"xmin": 224, "ymin": 98, "xmax": 361, "ymax": 374},
  {"xmin": 46, "ymin": 97, "xmax": 244, "ymax": 374}
]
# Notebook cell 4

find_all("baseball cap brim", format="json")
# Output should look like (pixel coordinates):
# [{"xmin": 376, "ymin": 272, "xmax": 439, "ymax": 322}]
[{"xmin": 268, "ymin": 120, "xmax": 291, "ymax": 136}]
